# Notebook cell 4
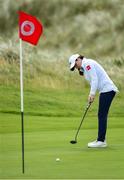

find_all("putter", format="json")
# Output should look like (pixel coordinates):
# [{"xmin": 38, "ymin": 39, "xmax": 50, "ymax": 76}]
[{"xmin": 70, "ymin": 102, "xmax": 91, "ymax": 144}]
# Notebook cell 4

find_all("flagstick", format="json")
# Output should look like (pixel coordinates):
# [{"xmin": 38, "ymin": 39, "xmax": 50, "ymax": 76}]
[{"xmin": 19, "ymin": 38, "xmax": 25, "ymax": 174}]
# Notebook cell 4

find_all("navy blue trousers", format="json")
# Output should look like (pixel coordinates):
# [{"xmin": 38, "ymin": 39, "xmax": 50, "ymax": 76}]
[{"xmin": 97, "ymin": 91, "xmax": 116, "ymax": 142}]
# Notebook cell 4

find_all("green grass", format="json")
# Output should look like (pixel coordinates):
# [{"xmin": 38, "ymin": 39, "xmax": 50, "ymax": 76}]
[
  {"xmin": 0, "ymin": 85, "xmax": 123, "ymax": 117},
  {"xmin": 1, "ymin": 114, "xmax": 124, "ymax": 179},
  {"xmin": 0, "ymin": 85, "xmax": 124, "ymax": 179}
]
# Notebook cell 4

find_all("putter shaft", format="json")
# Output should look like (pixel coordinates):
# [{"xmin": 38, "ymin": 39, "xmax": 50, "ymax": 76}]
[{"xmin": 71, "ymin": 103, "xmax": 91, "ymax": 144}]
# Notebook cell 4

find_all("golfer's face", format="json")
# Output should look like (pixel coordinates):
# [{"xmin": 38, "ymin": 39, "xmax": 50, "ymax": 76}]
[{"xmin": 75, "ymin": 58, "xmax": 82, "ymax": 69}]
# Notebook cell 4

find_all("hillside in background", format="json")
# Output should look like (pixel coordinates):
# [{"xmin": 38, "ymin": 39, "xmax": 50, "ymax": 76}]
[{"xmin": 0, "ymin": 0, "xmax": 124, "ymax": 89}]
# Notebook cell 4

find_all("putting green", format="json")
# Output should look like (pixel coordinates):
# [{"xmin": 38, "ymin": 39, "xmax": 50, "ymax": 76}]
[{"xmin": 1, "ymin": 113, "xmax": 124, "ymax": 179}]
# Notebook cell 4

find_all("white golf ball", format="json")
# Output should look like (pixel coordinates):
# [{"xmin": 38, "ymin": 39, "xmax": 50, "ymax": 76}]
[{"xmin": 56, "ymin": 158, "xmax": 60, "ymax": 162}]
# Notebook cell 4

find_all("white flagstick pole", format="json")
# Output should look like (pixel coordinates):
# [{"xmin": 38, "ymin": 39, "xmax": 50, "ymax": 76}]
[{"xmin": 19, "ymin": 38, "xmax": 25, "ymax": 174}]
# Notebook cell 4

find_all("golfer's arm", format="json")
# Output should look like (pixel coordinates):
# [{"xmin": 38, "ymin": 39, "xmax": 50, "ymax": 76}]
[{"xmin": 88, "ymin": 66, "xmax": 98, "ymax": 96}]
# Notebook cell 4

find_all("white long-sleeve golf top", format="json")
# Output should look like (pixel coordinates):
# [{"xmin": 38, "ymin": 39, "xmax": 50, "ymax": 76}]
[{"xmin": 81, "ymin": 58, "xmax": 118, "ymax": 95}]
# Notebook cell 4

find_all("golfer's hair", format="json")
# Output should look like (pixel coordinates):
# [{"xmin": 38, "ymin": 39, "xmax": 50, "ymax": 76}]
[{"xmin": 79, "ymin": 55, "xmax": 84, "ymax": 59}]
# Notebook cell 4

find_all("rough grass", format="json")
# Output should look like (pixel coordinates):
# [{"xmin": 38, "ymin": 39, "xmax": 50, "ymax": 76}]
[
  {"xmin": 0, "ymin": 85, "xmax": 123, "ymax": 117},
  {"xmin": 0, "ymin": 46, "xmax": 124, "ymax": 90}
]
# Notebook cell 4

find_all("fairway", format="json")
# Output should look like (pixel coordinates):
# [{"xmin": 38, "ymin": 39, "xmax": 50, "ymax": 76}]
[{"xmin": 1, "ymin": 112, "xmax": 124, "ymax": 179}]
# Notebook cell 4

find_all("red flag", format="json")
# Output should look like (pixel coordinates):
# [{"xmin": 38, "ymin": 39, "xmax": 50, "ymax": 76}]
[{"xmin": 19, "ymin": 11, "xmax": 43, "ymax": 45}]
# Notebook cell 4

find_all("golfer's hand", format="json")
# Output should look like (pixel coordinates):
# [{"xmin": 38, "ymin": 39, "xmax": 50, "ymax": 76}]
[{"xmin": 88, "ymin": 95, "xmax": 95, "ymax": 103}]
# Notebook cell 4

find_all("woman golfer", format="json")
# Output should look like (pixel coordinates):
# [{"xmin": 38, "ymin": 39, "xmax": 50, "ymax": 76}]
[{"xmin": 69, "ymin": 54, "xmax": 118, "ymax": 148}]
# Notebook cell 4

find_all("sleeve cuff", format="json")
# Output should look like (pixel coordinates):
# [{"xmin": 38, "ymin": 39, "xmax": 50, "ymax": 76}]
[{"xmin": 89, "ymin": 91, "xmax": 96, "ymax": 96}]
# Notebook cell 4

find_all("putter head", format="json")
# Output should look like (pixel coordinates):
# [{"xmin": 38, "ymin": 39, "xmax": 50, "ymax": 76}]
[{"xmin": 70, "ymin": 140, "xmax": 77, "ymax": 144}]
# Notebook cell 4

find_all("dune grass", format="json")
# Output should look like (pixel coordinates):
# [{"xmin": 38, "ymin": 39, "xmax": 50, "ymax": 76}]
[
  {"xmin": 1, "ymin": 0, "xmax": 124, "ymax": 58},
  {"xmin": 0, "ymin": 0, "xmax": 124, "ymax": 90}
]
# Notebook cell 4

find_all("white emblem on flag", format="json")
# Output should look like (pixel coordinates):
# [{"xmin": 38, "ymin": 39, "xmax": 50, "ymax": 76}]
[{"xmin": 21, "ymin": 20, "xmax": 35, "ymax": 36}]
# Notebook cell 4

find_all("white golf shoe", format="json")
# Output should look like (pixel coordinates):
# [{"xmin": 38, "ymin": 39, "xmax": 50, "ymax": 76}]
[{"xmin": 88, "ymin": 140, "xmax": 107, "ymax": 148}]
